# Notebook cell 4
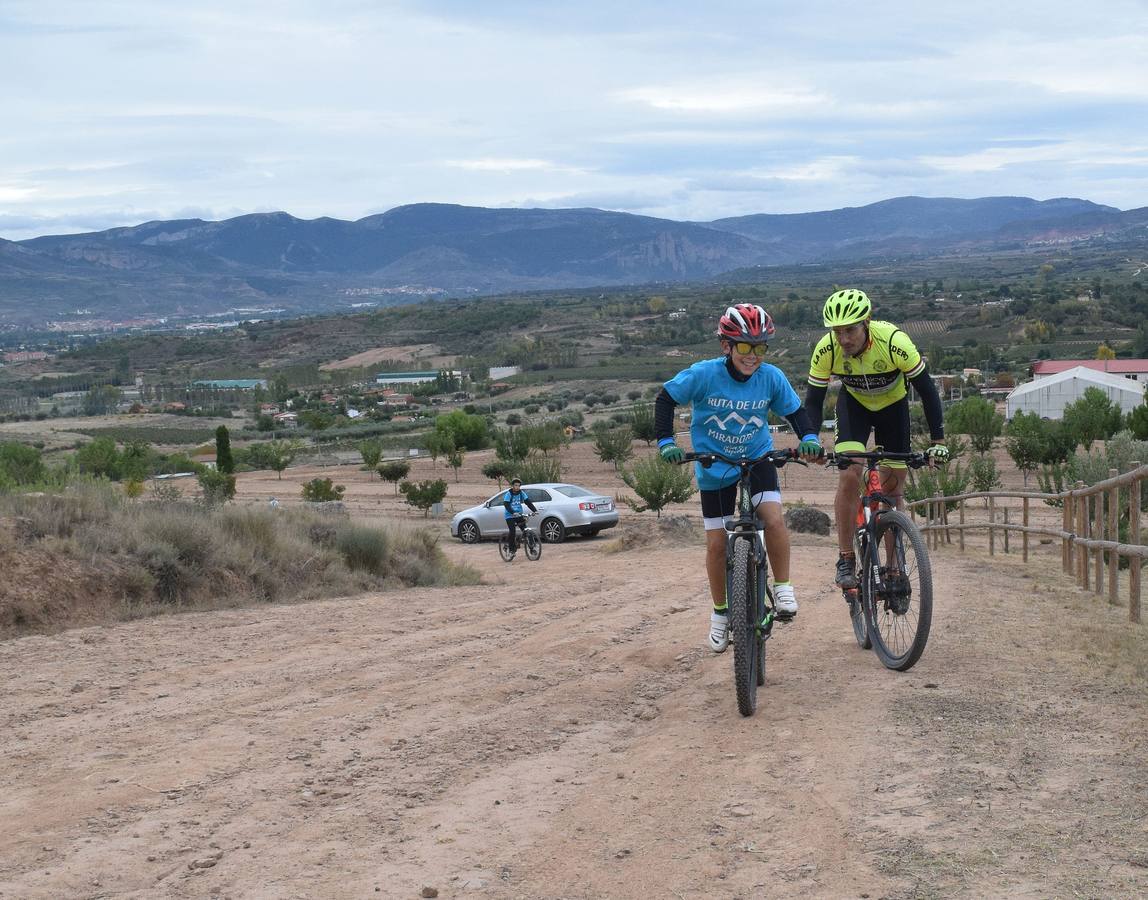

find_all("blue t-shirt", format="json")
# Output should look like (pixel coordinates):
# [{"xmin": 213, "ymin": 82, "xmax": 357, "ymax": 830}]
[
  {"xmin": 503, "ymin": 489, "xmax": 529, "ymax": 519},
  {"xmin": 663, "ymin": 357, "xmax": 801, "ymax": 490}
]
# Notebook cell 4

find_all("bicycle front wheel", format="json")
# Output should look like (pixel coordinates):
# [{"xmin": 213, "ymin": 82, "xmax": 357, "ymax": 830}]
[
  {"xmin": 498, "ymin": 537, "xmax": 514, "ymax": 562},
  {"xmin": 865, "ymin": 510, "xmax": 932, "ymax": 671},
  {"xmin": 849, "ymin": 533, "xmax": 871, "ymax": 650},
  {"xmin": 728, "ymin": 538, "xmax": 761, "ymax": 716},
  {"xmin": 524, "ymin": 531, "xmax": 542, "ymax": 561}
]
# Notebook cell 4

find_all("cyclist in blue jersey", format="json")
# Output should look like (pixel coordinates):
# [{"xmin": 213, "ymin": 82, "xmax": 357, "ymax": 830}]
[
  {"xmin": 654, "ymin": 304, "xmax": 824, "ymax": 652},
  {"xmin": 502, "ymin": 478, "xmax": 539, "ymax": 554}
]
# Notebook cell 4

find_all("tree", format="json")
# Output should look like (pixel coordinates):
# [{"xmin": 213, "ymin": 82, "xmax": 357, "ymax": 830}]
[
  {"xmin": 1127, "ymin": 403, "xmax": 1148, "ymax": 441},
  {"xmin": 630, "ymin": 402, "xmax": 656, "ymax": 444},
  {"xmin": 945, "ymin": 396, "xmax": 1003, "ymax": 454},
  {"xmin": 378, "ymin": 459, "xmax": 411, "ymax": 493},
  {"xmin": 1061, "ymin": 387, "xmax": 1122, "ymax": 449},
  {"xmin": 82, "ymin": 385, "xmax": 123, "ymax": 416},
  {"xmin": 593, "ymin": 426, "xmax": 635, "ymax": 470},
  {"xmin": 198, "ymin": 468, "xmax": 236, "ymax": 506},
  {"xmin": 75, "ymin": 436, "xmax": 121, "ymax": 479},
  {"xmin": 399, "ymin": 479, "xmax": 448, "ymax": 517},
  {"xmin": 494, "ymin": 427, "xmax": 531, "ymax": 463},
  {"xmin": 481, "ymin": 459, "xmax": 512, "ymax": 487},
  {"xmin": 358, "ymin": 440, "xmax": 383, "ymax": 470},
  {"xmin": 0, "ymin": 441, "xmax": 46, "ymax": 486},
  {"xmin": 433, "ymin": 410, "xmax": 488, "ymax": 451},
  {"xmin": 301, "ymin": 477, "xmax": 345, "ymax": 502},
  {"xmin": 215, "ymin": 426, "xmax": 234, "ymax": 475},
  {"xmin": 1096, "ymin": 343, "xmax": 1116, "ymax": 360},
  {"xmin": 1004, "ymin": 412, "xmax": 1046, "ymax": 486},
  {"xmin": 248, "ymin": 439, "xmax": 302, "ymax": 479},
  {"xmin": 620, "ymin": 454, "xmax": 696, "ymax": 517},
  {"xmin": 424, "ymin": 430, "xmax": 453, "ymax": 468},
  {"xmin": 446, "ymin": 444, "xmax": 465, "ymax": 482}
]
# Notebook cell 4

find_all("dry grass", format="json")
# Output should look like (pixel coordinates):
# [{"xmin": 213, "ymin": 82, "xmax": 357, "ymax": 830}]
[{"xmin": 0, "ymin": 484, "xmax": 480, "ymax": 637}]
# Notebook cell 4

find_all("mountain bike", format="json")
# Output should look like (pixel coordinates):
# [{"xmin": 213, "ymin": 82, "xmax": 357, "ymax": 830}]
[
  {"xmin": 825, "ymin": 450, "xmax": 934, "ymax": 671},
  {"xmin": 679, "ymin": 448, "xmax": 804, "ymax": 716},
  {"xmin": 498, "ymin": 514, "xmax": 541, "ymax": 562}
]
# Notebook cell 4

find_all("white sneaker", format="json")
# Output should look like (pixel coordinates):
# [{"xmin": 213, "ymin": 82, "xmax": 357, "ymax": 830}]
[
  {"xmin": 774, "ymin": 584, "xmax": 798, "ymax": 617},
  {"xmin": 708, "ymin": 612, "xmax": 730, "ymax": 653}
]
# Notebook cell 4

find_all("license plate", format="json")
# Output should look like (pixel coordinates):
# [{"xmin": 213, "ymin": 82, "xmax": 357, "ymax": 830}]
[{"xmin": 595, "ymin": 501, "xmax": 612, "ymax": 511}]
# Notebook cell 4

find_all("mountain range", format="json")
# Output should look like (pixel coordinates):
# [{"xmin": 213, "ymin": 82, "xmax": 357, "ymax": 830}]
[{"xmin": 2, "ymin": 196, "xmax": 1146, "ymax": 327}]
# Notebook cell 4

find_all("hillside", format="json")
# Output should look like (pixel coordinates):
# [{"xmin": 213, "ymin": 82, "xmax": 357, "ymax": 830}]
[{"xmin": 3, "ymin": 196, "xmax": 1146, "ymax": 327}]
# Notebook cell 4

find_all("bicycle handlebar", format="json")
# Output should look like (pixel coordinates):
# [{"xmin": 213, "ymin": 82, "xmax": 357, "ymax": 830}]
[
  {"xmin": 679, "ymin": 448, "xmax": 806, "ymax": 468},
  {"xmin": 824, "ymin": 450, "xmax": 932, "ymax": 470}
]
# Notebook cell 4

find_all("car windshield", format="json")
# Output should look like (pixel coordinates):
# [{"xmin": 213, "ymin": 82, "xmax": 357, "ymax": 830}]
[{"xmin": 553, "ymin": 485, "xmax": 594, "ymax": 497}]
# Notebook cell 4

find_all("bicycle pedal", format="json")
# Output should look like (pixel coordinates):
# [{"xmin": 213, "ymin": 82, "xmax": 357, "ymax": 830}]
[{"xmin": 774, "ymin": 611, "xmax": 796, "ymax": 623}]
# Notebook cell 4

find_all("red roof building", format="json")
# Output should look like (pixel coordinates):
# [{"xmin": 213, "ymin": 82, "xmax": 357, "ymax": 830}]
[{"xmin": 1032, "ymin": 359, "xmax": 1148, "ymax": 383}]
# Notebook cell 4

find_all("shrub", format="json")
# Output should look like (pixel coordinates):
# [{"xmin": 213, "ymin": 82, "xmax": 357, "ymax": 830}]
[
  {"xmin": 378, "ymin": 459, "xmax": 411, "ymax": 493},
  {"xmin": 515, "ymin": 452, "xmax": 562, "ymax": 484},
  {"xmin": 336, "ymin": 525, "xmax": 388, "ymax": 574},
  {"xmin": 197, "ymin": 468, "xmax": 237, "ymax": 506},
  {"xmin": 301, "ymin": 478, "xmax": 345, "ymax": 502},
  {"xmin": 620, "ymin": 454, "xmax": 696, "ymax": 517},
  {"xmin": 593, "ymin": 426, "xmax": 634, "ymax": 470},
  {"xmin": 905, "ymin": 462, "xmax": 971, "ymax": 512},
  {"xmin": 399, "ymin": 479, "xmax": 448, "ymax": 516}
]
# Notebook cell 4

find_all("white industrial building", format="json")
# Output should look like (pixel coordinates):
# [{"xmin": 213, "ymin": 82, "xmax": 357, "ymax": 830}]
[{"xmin": 1005, "ymin": 366, "xmax": 1146, "ymax": 420}]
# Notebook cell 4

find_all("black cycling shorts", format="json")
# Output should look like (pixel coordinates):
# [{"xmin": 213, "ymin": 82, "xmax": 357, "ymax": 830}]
[
  {"xmin": 834, "ymin": 391, "xmax": 911, "ymax": 465},
  {"xmin": 699, "ymin": 459, "xmax": 780, "ymax": 522}
]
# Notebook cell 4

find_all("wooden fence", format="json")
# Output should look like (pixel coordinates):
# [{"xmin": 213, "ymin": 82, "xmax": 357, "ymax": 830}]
[{"xmin": 906, "ymin": 462, "xmax": 1148, "ymax": 624}]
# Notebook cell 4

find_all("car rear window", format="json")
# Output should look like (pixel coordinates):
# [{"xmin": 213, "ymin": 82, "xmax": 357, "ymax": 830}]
[{"xmin": 553, "ymin": 485, "xmax": 594, "ymax": 497}]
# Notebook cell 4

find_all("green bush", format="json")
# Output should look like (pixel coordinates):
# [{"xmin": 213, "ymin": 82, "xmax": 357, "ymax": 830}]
[
  {"xmin": 301, "ymin": 477, "xmax": 345, "ymax": 502},
  {"xmin": 515, "ymin": 452, "xmax": 562, "ymax": 484},
  {"xmin": 905, "ymin": 462, "xmax": 971, "ymax": 512},
  {"xmin": 336, "ymin": 525, "xmax": 389, "ymax": 574},
  {"xmin": 620, "ymin": 454, "xmax": 695, "ymax": 517}
]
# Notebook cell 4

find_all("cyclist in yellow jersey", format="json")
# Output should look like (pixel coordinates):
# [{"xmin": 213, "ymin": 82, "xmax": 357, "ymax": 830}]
[{"xmin": 804, "ymin": 289, "xmax": 949, "ymax": 588}]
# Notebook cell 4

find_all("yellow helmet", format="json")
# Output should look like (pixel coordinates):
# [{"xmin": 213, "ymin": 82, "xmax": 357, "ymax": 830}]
[{"xmin": 822, "ymin": 289, "xmax": 871, "ymax": 327}]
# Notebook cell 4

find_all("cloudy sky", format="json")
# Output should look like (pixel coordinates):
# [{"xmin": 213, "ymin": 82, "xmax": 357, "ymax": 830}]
[{"xmin": 2, "ymin": 0, "xmax": 1147, "ymax": 240}]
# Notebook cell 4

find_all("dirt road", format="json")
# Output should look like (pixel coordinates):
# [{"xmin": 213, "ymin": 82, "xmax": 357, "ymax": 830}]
[{"xmin": 2, "ymin": 513, "xmax": 1145, "ymax": 898}]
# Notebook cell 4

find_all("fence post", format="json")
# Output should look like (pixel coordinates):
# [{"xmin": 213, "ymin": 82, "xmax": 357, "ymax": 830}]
[
  {"xmin": 1063, "ymin": 490, "xmax": 1073, "ymax": 576},
  {"xmin": 989, "ymin": 495, "xmax": 996, "ymax": 556},
  {"xmin": 1108, "ymin": 469, "xmax": 1119, "ymax": 606},
  {"xmin": 1076, "ymin": 482, "xmax": 1088, "ymax": 590},
  {"xmin": 959, "ymin": 501, "xmax": 965, "ymax": 552},
  {"xmin": 932, "ymin": 493, "xmax": 942, "ymax": 551},
  {"xmin": 1003, "ymin": 506, "xmax": 1010, "ymax": 554},
  {"xmin": 1023, "ymin": 496, "xmax": 1029, "ymax": 563},
  {"xmin": 1131, "ymin": 462, "xmax": 1142, "ymax": 624},
  {"xmin": 1093, "ymin": 484, "xmax": 1105, "ymax": 596}
]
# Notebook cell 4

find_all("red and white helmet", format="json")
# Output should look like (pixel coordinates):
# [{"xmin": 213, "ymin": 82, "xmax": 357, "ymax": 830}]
[{"xmin": 717, "ymin": 303, "xmax": 775, "ymax": 343}]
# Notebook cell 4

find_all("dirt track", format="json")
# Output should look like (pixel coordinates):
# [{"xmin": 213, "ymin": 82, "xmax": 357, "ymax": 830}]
[
  {"xmin": 1, "ymin": 443, "xmax": 1146, "ymax": 898},
  {"xmin": 2, "ymin": 500, "xmax": 1146, "ymax": 898}
]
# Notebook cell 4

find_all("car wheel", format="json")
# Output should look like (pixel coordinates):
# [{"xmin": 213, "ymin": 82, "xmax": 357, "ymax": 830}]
[
  {"xmin": 457, "ymin": 519, "xmax": 480, "ymax": 544},
  {"xmin": 540, "ymin": 517, "xmax": 566, "ymax": 543}
]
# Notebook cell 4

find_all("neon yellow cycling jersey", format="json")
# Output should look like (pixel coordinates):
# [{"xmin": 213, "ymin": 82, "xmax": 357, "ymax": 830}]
[{"xmin": 808, "ymin": 320, "xmax": 926, "ymax": 411}]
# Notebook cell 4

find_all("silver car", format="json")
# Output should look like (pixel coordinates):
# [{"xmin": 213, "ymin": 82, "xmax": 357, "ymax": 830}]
[{"xmin": 450, "ymin": 482, "xmax": 619, "ymax": 544}]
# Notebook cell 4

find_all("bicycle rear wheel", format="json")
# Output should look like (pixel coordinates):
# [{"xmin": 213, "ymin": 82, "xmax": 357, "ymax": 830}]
[
  {"xmin": 849, "ymin": 533, "xmax": 871, "ymax": 650},
  {"xmin": 498, "ymin": 536, "xmax": 514, "ymax": 562},
  {"xmin": 524, "ymin": 531, "xmax": 542, "ymax": 561},
  {"xmin": 865, "ymin": 510, "xmax": 932, "ymax": 671},
  {"xmin": 728, "ymin": 537, "xmax": 761, "ymax": 716}
]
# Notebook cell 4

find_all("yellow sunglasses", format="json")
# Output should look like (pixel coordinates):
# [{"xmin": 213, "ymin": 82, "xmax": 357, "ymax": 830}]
[{"xmin": 731, "ymin": 341, "xmax": 767, "ymax": 357}]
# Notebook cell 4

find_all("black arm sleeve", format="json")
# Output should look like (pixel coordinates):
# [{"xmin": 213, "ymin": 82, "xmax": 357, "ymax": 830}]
[
  {"xmin": 908, "ymin": 367, "xmax": 945, "ymax": 440},
  {"xmin": 783, "ymin": 404, "xmax": 816, "ymax": 438},
  {"xmin": 654, "ymin": 388, "xmax": 678, "ymax": 441},
  {"xmin": 503, "ymin": 499, "xmax": 513, "ymax": 515},
  {"xmin": 525, "ymin": 499, "xmax": 538, "ymax": 513},
  {"xmin": 803, "ymin": 384, "xmax": 828, "ymax": 432}
]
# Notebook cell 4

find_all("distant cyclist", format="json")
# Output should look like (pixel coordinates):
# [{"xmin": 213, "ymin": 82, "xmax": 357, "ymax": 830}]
[
  {"xmin": 502, "ymin": 478, "xmax": 538, "ymax": 555},
  {"xmin": 804, "ymin": 289, "xmax": 948, "ymax": 589},
  {"xmin": 655, "ymin": 303, "xmax": 823, "ymax": 653}
]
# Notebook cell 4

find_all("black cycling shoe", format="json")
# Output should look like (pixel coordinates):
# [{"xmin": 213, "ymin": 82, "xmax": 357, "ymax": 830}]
[{"xmin": 835, "ymin": 555, "xmax": 858, "ymax": 589}]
